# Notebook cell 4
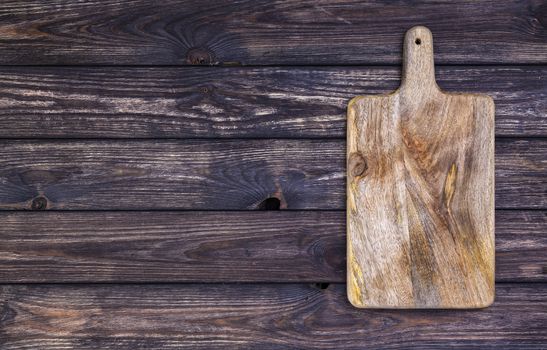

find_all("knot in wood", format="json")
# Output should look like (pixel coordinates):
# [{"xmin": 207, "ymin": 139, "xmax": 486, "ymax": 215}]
[
  {"xmin": 185, "ymin": 47, "xmax": 214, "ymax": 65},
  {"xmin": 31, "ymin": 196, "xmax": 48, "ymax": 210},
  {"xmin": 259, "ymin": 197, "xmax": 281, "ymax": 210},
  {"xmin": 349, "ymin": 153, "xmax": 367, "ymax": 177}
]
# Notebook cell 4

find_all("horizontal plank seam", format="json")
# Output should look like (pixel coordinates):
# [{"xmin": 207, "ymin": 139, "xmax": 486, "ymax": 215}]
[
  {"xmin": 0, "ymin": 137, "xmax": 545, "ymax": 142},
  {"xmin": 0, "ymin": 282, "xmax": 544, "ymax": 286},
  {"xmin": 0, "ymin": 135, "xmax": 547, "ymax": 142},
  {"xmin": 0, "ymin": 62, "xmax": 546, "ymax": 68},
  {"xmin": 1, "ymin": 207, "xmax": 545, "ymax": 212},
  {"xmin": 0, "ymin": 208, "xmax": 544, "ymax": 213}
]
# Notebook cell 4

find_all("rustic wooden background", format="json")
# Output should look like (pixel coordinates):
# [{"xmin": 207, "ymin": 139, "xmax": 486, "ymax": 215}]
[{"xmin": 0, "ymin": 1, "xmax": 545, "ymax": 348}]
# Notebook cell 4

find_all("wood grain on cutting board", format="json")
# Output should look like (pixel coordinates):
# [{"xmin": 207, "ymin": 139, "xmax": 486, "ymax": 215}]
[{"xmin": 347, "ymin": 26, "xmax": 495, "ymax": 308}]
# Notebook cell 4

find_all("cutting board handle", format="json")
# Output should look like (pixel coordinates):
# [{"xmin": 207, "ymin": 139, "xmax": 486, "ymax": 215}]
[{"xmin": 400, "ymin": 26, "xmax": 440, "ymax": 96}]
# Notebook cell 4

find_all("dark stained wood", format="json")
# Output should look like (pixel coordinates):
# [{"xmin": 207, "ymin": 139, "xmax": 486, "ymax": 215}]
[
  {"xmin": 0, "ymin": 139, "xmax": 544, "ymax": 210},
  {"xmin": 0, "ymin": 66, "xmax": 543, "ymax": 138},
  {"xmin": 0, "ymin": 283, "xmax": 545, "ymax": 349},
  {"xmin": 0, "ymin": 211, "xmax": 343, "ymax": 283},
  {"xmin": 496, "ymin": 140, "xmax": 547, "ymax": 209},
  {"xmin": 0, "ymin": 210, "xmax": 544, "ymax": 283},
  {"xmin": 496, "ymin": 211, "xmax": 547, "ymax": 282},
  {"xmin": 0, "ymin": 1, "xmax": 545, "ymax": 65},
  {"xmin": 0, "ymin": 0, "xmax": 543, "ymax": 346}
]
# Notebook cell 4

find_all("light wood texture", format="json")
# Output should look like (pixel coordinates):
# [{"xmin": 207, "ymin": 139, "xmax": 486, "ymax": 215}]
[
  {"xmin": 0, "ymin": 283, "xmax": 545, "ymax": 349},
  {"xmin": 347, "ymin": 27, "xmax": 495, "ymax": 308},
  {"xmin": 0, "ymin": 210, "xmax": 543, "ymax": 283}
]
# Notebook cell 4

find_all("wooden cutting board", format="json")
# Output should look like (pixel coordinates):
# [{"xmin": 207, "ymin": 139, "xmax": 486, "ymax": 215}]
[{"xmin": 347, "ymin": 26, "xmax": 495, "ymax": 309}]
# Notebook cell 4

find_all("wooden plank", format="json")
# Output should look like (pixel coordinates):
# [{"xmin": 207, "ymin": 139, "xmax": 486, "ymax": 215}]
[
  {"xmin": 347, "ymin": 26, "xmax": 495, "ymax": 308},
  {"xmin": 0, "ymin": 211, "xmax": 544, "ymax": 283},
  {"xmin": 0, "ymin": 139, "xmax": 544, "ymax": 210},
  {"xmin": 0, "ymin": 66, "xmax": 543, "ymax": 138},
  {"xmin": 0, "ymin": 283, "xmax": 545, "ymax": 349},
  {"xmin": 0, "ymin": 1, "xmax": 544, "ymax": 65},
  {"xmin": 496, "ymin": 211, "xmax": 547, "ymax": 282}
]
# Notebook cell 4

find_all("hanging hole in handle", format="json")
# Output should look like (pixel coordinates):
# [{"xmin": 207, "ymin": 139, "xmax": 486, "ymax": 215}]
[{"xmin": 415, "ymin": 38, "xmax": 421, "ymax": 45}]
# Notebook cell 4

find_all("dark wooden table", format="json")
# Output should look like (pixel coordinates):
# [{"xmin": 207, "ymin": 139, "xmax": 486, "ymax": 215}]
[{"xmin": 0, "ymin": 1, "xmax": 545, "ymax": 349}]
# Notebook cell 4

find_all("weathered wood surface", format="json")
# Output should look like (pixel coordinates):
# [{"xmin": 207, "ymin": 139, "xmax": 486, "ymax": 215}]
[
  {"xmin": 0, "ymin": 210, "xmax": 544, "ymax": 283},
  {"xmin": 0, "ymin": 66, "xmax": 543, "ymax": 138},
  {"xmin": 0, "ymin": 139, "xmax": 544, "ymax": 210},
  {"xmin": 0, "ymin": 0, "xmax": 545, "ymax": 65},
  {"xmin": 0, "ymin": 0, "xmax": 543, "ymax": 347},
  {"xmin": 0, "ymin": 283, "xmax": 545, "ymax": 349},
  {"xmin": 347, "ymin": 27, "xmax": 495, "ymax": 308}
]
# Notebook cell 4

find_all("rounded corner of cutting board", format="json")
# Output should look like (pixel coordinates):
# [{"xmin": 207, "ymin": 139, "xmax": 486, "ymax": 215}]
[{"xmin": 346, "ymin": 286, "xmax": 370, "ymax": 309}]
